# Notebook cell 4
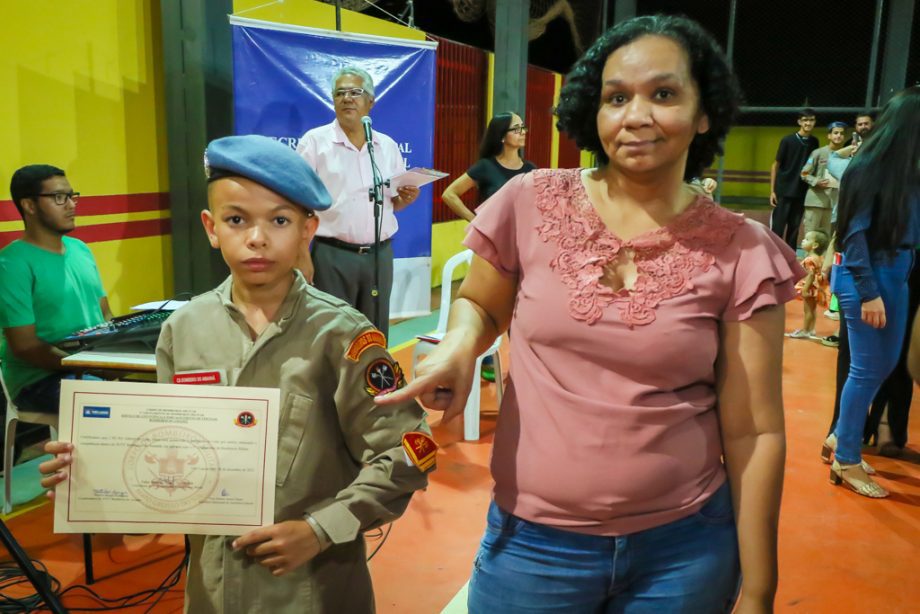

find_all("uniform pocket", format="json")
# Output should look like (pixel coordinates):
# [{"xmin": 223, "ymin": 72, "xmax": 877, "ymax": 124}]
[{"xmin": 276, "ymin": 393, "xmax": 313, "ymax": 487}]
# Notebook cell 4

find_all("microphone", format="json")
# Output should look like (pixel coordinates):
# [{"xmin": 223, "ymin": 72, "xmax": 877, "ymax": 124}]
[{"xmin": 361, "ymin": 116, "xmax": 373, "ymax": 144}]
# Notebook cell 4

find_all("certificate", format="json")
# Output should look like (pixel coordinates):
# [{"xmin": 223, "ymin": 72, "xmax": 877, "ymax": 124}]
[
  {"xmin": 54, "ymin": 379, "xmax": 279, "ymax": 536},
  {"xmin": 388, "ymin": 167, "xmax": 449, "ymax": 189}
]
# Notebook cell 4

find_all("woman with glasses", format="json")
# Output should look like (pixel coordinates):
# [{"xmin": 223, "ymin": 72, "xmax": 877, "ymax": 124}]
[
  {"xmin": 381, "ymin": 15, "xmax": 802, "ymax": 612},
  {"xmin": 441, "ymin": 112, "xmax": 536, "ymax": 221}
]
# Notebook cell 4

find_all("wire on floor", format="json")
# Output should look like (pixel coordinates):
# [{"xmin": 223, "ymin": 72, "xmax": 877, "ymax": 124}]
[{"xmin": 0, "ymin": 537, "xmax": 189, "ymax": 612}]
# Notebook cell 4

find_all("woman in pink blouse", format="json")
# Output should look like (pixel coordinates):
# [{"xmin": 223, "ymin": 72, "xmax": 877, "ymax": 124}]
[{"xmin": 380, "ymin": 15, "xmax": 801, "ymax": 613}]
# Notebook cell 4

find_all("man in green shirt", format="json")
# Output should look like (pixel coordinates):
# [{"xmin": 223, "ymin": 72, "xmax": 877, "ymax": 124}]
[{"xmin": 0, "ymin": 165, "xmax": 112, "ymax": 413}]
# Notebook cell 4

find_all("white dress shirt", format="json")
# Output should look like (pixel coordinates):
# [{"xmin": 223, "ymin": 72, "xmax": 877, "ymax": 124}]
[{"xmin": 296, "ymin": 119, "xmax": 406, "ymax": 244}]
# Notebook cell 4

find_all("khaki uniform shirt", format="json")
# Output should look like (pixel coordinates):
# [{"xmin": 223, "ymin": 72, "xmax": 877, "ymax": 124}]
[
  {"xmin": 801, "ymin": 145, "xmax": 839, "ymax": 210},
  {"xmin": 155, "ymin": 274, "xmax": 431, "ymax": 613}
]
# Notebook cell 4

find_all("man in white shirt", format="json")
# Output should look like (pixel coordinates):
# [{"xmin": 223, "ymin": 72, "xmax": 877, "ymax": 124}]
[{"xmin": 296, "ymin": 66, "xmax": 419, "ymax": 340}]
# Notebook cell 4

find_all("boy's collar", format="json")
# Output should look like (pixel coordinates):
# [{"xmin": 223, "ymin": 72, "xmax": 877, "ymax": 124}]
[{"xmin": 216, "ymin": 272, "xmax": 306, "ymax": 325}]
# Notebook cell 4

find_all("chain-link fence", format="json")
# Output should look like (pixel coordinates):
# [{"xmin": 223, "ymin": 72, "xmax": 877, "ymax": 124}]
[{"xmin": 634, "ymin": 0, "xmax": 917, "ymax": 124}]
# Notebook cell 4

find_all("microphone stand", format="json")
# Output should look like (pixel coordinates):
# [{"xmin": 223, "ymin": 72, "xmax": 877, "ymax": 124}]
[
  {"xmin": 0, "ymin": 518, "xmax": 67, "ymax": 612},
  {"xmin": 365, "ymin": 131, "xmax": 389, "ymax": 334}
]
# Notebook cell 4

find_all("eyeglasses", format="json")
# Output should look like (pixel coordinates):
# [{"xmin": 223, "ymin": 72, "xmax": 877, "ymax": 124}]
[
  {"xmin": 333, "ymin": 87, "xmax": 367, "ymax": 100},
  {"xmin": 36, "ymin": 192, "xmax": 80, "ymax": 206},
  {"xmin": 507, "ymin": 125, "xmax": 528, "ymax": 135}
]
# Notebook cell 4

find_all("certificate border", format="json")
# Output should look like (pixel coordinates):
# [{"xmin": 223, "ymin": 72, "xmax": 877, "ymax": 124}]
[{"xmin": 65, "ymin": 391, "xmax": 272, "ymax": 529}]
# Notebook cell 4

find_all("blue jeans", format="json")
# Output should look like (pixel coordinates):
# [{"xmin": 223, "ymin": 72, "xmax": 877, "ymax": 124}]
[
  {"xmin": 833, "ymin": 250, "xmax": 913, "ymax": 465},
  {"xmin": 468, "ymin": 482, "xmax": 740, "ymax": 613}
]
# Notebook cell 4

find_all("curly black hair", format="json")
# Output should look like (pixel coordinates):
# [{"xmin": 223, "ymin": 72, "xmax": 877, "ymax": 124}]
[{"xmin": 555, "ymin": 14, "xmax": 742, "ymax": 180}]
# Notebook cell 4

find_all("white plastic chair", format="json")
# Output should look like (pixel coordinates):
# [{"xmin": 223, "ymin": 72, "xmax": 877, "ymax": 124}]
[
  {"xmin": 1, "ymin": 366, "xmax": 58, "ymax": 514},
  {"xmin": 412, "ymin": 249, "xmax": 503, "ymax": 440}
]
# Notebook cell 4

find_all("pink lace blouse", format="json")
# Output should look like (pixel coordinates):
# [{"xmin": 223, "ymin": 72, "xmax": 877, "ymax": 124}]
[{"xmin": 464, "ymin": 168, "xmax": 802, "ymax": 536}]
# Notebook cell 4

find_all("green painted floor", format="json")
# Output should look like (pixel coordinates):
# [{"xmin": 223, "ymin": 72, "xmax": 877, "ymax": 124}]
[
  {"xmin": 3, "ymin": 454, "xmax": 51, "ymax": 510},
  {"xmin": 389, "ymin": 309, "xmax": 440, "ymax": 348}
]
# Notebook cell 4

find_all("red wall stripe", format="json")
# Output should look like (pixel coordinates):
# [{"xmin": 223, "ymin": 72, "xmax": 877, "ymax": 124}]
[
  {"xmin": 0, "ymin": 218, "xmax": 171, "ymax": 249},
  {"xmin": 0, "ymin": 192, "xmax": 169, "ymax": 222}
]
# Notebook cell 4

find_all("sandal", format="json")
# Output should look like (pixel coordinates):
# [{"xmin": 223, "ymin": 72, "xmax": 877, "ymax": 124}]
[
  {"xmin": 830, "ymin": 460, "xmax": 889, "ymax": 498},
  {"xmin": 821, "ymin": 434, "xmax": 875, "ymax": 474}
]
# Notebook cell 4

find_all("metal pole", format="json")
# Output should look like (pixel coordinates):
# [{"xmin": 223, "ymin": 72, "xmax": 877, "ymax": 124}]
[
  {"xmin": 865, "ymin": 0, "xmax": 884, "ymax": 108},
  {"xmin": 715, "ymin": 0, "xmax": 738, "ymax": 204},
  {"xmin": 335, "ymin": 0, "xmax": 342, "ymax": 31},
  {"xmin": 613, "ymin": 0, "xmax": 637, "ymax": 24},
  {"xmin": 601, "ymin": 0, "xmax": 609, "ymax": 31},
  {"xmin": 492, "ymin": 0, "xmax": 530, "ymax": 116},
  {"xmin": 877, "ymin": 0, "xmax": 914, "ymax": 104}
]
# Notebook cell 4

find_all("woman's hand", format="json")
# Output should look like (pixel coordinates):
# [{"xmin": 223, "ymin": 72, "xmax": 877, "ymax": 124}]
[
  {"xmin": 38, "ymin": 441, "xmax": 74, "ymax": 500},
  {"xmin": 861, "ymin": 297, "xmax": 887, "ymax": 328},
  {"xmin": 375, "ymin": 335, "xmax": 478, "ymax": 421}
]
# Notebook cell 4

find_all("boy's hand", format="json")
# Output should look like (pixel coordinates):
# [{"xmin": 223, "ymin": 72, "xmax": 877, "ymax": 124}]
[
  {"xmin": 38, "ymin": 441, "xmax": 74, "ymax": 500},
  {"xmin": 374, "ymin": 338, "xmax": 476, "ymax": 422},
  {"xmin": 232, "ymin": 520, "xmax": 321, "ymax": 577}
]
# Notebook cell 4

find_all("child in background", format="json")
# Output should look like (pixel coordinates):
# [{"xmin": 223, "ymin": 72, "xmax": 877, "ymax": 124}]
[{"xmin": 787, "ymin": 229, "xmax": 830, "ymax": 339}]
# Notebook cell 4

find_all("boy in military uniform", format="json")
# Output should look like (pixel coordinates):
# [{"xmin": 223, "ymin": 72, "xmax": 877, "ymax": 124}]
[{"xmin": 39, "ymin": 135, "xmax": 435, "ymax": 613}]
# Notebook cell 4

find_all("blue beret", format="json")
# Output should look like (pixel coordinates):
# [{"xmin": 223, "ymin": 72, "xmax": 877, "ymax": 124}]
[{"xmin": 204, "ymin": 135, "xmax": 332, "ymax": 211}]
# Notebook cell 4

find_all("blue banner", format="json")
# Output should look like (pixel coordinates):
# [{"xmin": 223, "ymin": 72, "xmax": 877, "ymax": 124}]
[{"xmin": 230, "ymin": 18, "xmax": 437, "ymax": 317}]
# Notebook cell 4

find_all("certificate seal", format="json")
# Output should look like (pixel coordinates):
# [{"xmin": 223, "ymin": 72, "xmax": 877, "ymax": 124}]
[{"xmin": 122, "ymin": 426, "xmax": 220, "ymax": 513}]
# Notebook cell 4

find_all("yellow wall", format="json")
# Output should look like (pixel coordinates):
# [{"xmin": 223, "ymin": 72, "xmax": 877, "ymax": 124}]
[
  {"xmin": 431, "ymin": 221, "xmax": 470, "ymax": 287},
  {"xmin": 233, "ymin": 0, "xmax": 426, "ymax": 41},
  {"xmin": 1, "ymin": 0, "xmax": 171, "ymax": 315},
  {"xmin": 717, "ymin": 126, "xmax": 801, "ymax": 200}
]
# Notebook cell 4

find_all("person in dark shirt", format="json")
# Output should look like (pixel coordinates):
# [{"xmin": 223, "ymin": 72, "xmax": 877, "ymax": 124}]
[
  {"xmin": 770, "ymin": 108, "xmax": 819, "ymax": 249},
  {"xmin": 441, "ymin": 112, "xmax": 537, "ymax": 221}
]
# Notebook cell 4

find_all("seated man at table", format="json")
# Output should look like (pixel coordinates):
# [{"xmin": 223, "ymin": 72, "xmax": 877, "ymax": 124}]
[{"xmin": 0, "ymin": 164, "xmax": 112, "ymax": 413}]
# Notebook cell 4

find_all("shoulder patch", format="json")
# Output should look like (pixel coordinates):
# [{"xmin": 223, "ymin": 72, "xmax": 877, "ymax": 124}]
[
  {"xmin": 346, "ymin": 330, "xmax": 387, "ymax": 362},
  {"xmin": 402, "ymin": 431, "xmax": 437, "ymax": 472},
  {"xmin": 364, "ymin": 358, "xmax": 406, "ymax": 397}
]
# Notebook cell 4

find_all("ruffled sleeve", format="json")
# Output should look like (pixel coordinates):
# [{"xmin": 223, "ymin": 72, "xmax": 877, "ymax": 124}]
[
  {"xmin": 462, "ymin": 172, "xmax": 531, "ymax": 277},
  {"xmin": 802, "ymin": 256, "xmax": 819, "ymax": 274},
  {"xmin": 722, "ymin": 219, "xmax": 805, "ymax": 321}
]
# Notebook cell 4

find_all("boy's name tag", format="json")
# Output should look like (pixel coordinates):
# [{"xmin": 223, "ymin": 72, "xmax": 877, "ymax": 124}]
[{"xmin": 173, "ymin": 369, "xmax": 227, "ymax": 386}]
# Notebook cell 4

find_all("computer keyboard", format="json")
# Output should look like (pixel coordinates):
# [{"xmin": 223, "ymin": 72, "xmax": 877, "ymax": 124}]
[{"xmin": 57, "ymin": 310, "xmax": 172, "ymax": 352}]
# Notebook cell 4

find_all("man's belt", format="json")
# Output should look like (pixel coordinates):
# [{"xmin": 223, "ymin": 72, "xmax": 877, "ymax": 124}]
[{"xmin": 314, "ymin": 236, "xmax": 391, "ymax": 254}]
